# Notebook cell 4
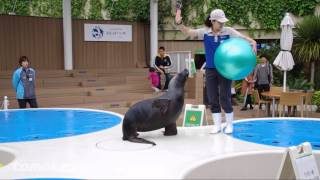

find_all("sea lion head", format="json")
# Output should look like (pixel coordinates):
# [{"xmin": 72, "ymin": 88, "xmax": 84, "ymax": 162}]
[{"xmin": 168, "ymin": 69, "xmax": 189, "ymax": 90}]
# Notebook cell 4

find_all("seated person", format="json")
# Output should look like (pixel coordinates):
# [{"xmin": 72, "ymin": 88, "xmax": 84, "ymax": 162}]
[{"xmin": 154, "ymin": 46, "xmax": 172, "ymax": 90}]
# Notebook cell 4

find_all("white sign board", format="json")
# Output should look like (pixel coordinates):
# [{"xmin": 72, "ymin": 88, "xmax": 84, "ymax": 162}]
[
  {"xmin": 278, "ymin": 142, "xmax": 320, "ymax": 180},
  {"xmin": 84, "ymin": 24, "xmax": 132, "ymax": 42},
  {"xmin": 183, "ymin": 104, "xmax": 206, "ymax": 127},
  {"xmin": 289, "ymin": 142, "xmax": 320, "ymax": 179}
]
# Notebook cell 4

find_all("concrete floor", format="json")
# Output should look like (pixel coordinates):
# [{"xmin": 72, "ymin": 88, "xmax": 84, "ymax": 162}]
[{"xmin": 1, "ymin": 105, "xmax": 319, "ymax": 179}]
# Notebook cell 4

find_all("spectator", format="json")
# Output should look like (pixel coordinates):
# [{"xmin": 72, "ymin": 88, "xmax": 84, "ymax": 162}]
[
  {"xmin": 148, "ymin": 67, "xmax": 161, "ymax": 93},
  {"xmin": 253, "ymin": 54, "xmax": 273, "ymax": 101},
  {"xmin": 154, "ymin": 47, "xmax": 172, "ymax": 91},
  {"xmin": 12, "ymin": 56, "xmax": 38, "ymax": 108},
  {"xmin": 240, "ymin": 72, "xmax": 255, "ymax": 111}
]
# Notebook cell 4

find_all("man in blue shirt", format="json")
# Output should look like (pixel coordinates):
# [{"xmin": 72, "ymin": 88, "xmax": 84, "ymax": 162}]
[{"xmin": 12, "ymin": 56, "xmax": 38, "ymax": 108}]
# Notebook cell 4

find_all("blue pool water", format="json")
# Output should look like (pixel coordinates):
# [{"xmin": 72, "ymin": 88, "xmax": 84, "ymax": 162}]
[
  {"xmin": 23, "ymin": 179, "xmax": 81, "ymax": 180},
  {"xmin": 232, "ymin": 119, "xmax": 320, "ymax": 150},
  {"xmin": 0, "ymin": 109, "xmax": 121, "ymax": 143}
]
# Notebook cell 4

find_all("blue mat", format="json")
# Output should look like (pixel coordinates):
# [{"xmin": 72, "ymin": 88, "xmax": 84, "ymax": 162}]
[
  {"xmin": 232, "ymin": 119, "xmax": 320, "ymax": 150},
  {"xmin": 0, "ymin": 109, "xmax": 121, "ymax": 143}
]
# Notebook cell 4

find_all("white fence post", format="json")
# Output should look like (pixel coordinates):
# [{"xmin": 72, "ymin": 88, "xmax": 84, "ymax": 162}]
[{"xmin": 167, "ymin": 51, "xmax": 192, "ymax": 73}]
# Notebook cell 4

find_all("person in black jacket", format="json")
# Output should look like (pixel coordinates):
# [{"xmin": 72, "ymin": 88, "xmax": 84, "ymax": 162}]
[{"xmin": 154, "ymin": 47, "xmax": 172, "ymax": 90}]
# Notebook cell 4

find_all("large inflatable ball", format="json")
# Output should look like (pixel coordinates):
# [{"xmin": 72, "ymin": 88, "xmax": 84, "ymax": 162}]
[{"xmin": 214, "ymin": 38, "xmax": 256, "ymax": 80}]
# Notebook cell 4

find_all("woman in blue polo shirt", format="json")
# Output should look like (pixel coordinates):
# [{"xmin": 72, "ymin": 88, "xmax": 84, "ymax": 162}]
[
  {"xmin": 175, "ymin": 8, "xmax": 256, "ymax": 134},
  {"xmin": 12, "ymin": 56, "xmax": 38, "ymax": 108}
]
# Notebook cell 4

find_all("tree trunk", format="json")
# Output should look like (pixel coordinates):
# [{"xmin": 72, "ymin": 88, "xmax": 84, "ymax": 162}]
[{"xmin": 310, "ymin": 61, "xmax": 315, "ymax": 87}]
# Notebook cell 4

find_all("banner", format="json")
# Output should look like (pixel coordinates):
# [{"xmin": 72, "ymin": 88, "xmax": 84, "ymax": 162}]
[{"xmin": 84, "ymin": 24, "xmax": 132, "ymax": 42}]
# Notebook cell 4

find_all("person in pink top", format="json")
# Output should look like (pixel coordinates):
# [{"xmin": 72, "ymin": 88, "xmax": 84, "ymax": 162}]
[{"xmin": 148, "ymin": 67, "xmax": 160, "ymax": 93}]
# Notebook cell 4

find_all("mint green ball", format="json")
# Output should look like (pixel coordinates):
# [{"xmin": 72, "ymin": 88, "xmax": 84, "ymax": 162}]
[{"xmin": 214, "ymin": 38, "xmax": 256, "ymax": 80}]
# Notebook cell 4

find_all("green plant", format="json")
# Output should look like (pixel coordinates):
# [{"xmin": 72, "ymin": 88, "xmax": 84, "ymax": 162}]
[
  {"xmin": 130, "ymin": 0, "xmax": 150, "ymax": 22},
  {"xmin": 0, "ymin": 0, "xmax": 30, "ymax": 15},
  {"xmin": 181, "ymin": 0, "xmax": 319, "ymax": 30},
  {"xmin": 30, "ymin": 0, "xmax": 62, "ymax": 17},
  {"xmin": 293, "ymin": 15, "xmax": 320, "ymax": 86},
  {"xmin": 72, "ymin": 0, "xmax": 87, "ymax": 19},
  {"xmin": 258, "ymin": 42, "xmax": 280, "ymax": 63},
  {"xmin": 89, "ymin": 0, "xmax": 103, "ymax": 20},
  {"xmin": 158, "ymin": 0, "xmax": 172, "ymax": 29},
  {"xmin": 104, "ymin": 0, "xmax": 171, "ymax": 25},
  {"xmin": 234, "ymin": 80, "xmax": 245, "ymax": 103},
  {"xmin": 312, "ymin": 91, "xmax": 320, "ymax": 112},
  {"xmin": 234, "ymin": 80, "xmax": 242, "ymax": 91},
  {"xmin": 104, "ymin": 0, "xmax": 131, "ymax": 20},
  {"xmin": 314, "ymin": 61, "xmax": 320, "ymax": 90},
  {"xmin": 1, "ymin": 0, "xmax": 318, "ymax": 28},
  {"xmin": 287, "ymin": 77, "xmax": 313, "ymax": 90}
]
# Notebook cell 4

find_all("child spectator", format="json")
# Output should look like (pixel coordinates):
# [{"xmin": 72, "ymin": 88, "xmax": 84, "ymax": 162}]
[{"xmin": 148, "ymin": 67, "xmax": 160, "ymax": 93}]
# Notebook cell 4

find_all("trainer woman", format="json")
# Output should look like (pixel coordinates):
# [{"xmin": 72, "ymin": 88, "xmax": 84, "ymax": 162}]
[{"xmin": 175, "ymin": 7, "xmax": 256, "ymax": 134}]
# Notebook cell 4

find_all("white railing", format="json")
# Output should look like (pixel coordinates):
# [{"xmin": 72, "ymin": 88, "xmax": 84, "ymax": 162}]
[{"xmin": 166, "ymin": 51, "xmax": 192, "ymax": 73}]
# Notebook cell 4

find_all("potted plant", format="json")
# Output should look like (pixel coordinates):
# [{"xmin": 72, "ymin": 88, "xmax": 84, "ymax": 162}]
[
  {"xmin": 312, "ymin": 91, "xmax": 320, "ymax": 112},
  {"xmin": 287, "ymin": 77, "xmax": 313, "ymax": 92},
  {"xmin": 293, "ymin": 15, "xmax": 320, "ymax": 87}
]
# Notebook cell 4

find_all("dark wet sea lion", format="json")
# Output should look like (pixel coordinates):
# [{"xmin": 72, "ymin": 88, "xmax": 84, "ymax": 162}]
[{"xmin": 122, "ymin": 69, "xmax": 189, "ymax": 145}]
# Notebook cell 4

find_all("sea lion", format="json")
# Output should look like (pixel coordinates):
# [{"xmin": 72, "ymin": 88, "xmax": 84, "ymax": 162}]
[{"xmin": 122, "ymin": 69, "xmax": 189, "ymax": 145}]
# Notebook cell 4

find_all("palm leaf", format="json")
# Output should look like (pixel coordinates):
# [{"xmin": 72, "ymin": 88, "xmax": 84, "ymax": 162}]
[{"xmin": 293, "ymin": 15, "xmax": 320, "ymax": 63}]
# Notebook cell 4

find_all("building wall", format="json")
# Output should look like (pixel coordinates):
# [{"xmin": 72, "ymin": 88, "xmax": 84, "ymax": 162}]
[
  {"xmin": 159, "ymin": 40, "xmax": 204, "ymax": 58},
  {"xmin": 1, "ymin": 14, "xmax": 292, "ymax": 72},
  {"xmin": 0, "ymin": 15, "xmax": 64, "ymax": 71},
  {"xmin": 72, "ymin": 19, "xmax": 137, "ymax": 69},
  {"xmin": 0, "ymin": 15, "xmax": 149, "ymax": 71}
]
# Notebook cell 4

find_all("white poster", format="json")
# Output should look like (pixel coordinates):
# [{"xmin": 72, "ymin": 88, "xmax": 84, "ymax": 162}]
[
  {"xmin": 295, "ymin": 155, "xmax": 320, "ymax": 179},
  {"xmin": 84, "ymin": 24, "xmax": 132, "ymax": 42},
  {"xmin": 290, "ymin": 142, "xmax": 320, "ymax": 179}
]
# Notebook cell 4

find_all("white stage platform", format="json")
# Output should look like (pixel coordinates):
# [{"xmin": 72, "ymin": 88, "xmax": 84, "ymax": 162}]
[{"xmin": 0, "ymin": 109, "xmax": 319, "ymax": 179}]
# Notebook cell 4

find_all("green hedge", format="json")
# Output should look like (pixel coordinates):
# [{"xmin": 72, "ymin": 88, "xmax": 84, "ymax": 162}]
[
  {"xmin": 182, "ymin": 0, "xmax": 319, "ymax": 30},
  {"xmin": 1, "ymin": 0, "xmax": 318, "ymax": 30}
]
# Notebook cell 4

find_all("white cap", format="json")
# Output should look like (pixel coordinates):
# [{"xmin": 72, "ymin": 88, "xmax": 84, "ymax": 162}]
[{"xmin": 209, "ymin": 9, "xmax": 228, "ymax": 23}]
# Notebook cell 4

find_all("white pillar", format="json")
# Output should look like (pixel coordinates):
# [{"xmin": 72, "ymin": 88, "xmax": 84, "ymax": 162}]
[
  {"xmin": 283, "ymin": 71, "xmax": 287, "ymax": 92},
  {"xmin": 63, "ymin": 0, "xmax": 73, "ymax": 70},
  {"xmin": 150, "ymin": 0, "xmax": 158, "ymax": 67}
]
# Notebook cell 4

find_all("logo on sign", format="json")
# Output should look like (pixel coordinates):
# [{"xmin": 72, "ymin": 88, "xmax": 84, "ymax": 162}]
[{"xmin": 91, "ymin": 26, "xmax": 104, "ymax": 39}]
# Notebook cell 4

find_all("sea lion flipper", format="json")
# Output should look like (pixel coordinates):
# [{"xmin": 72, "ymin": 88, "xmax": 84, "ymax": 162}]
[
  {"xmin": 152, "ymin": 98, "xmax": 171, "ymax": 115},
  {"xmin": 128, "ymin": 137, "xmax": 156, "ymax": 146},
  {"xmin": 164, "ymin": 123, "xmax": 177, "ymax": 136}
]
